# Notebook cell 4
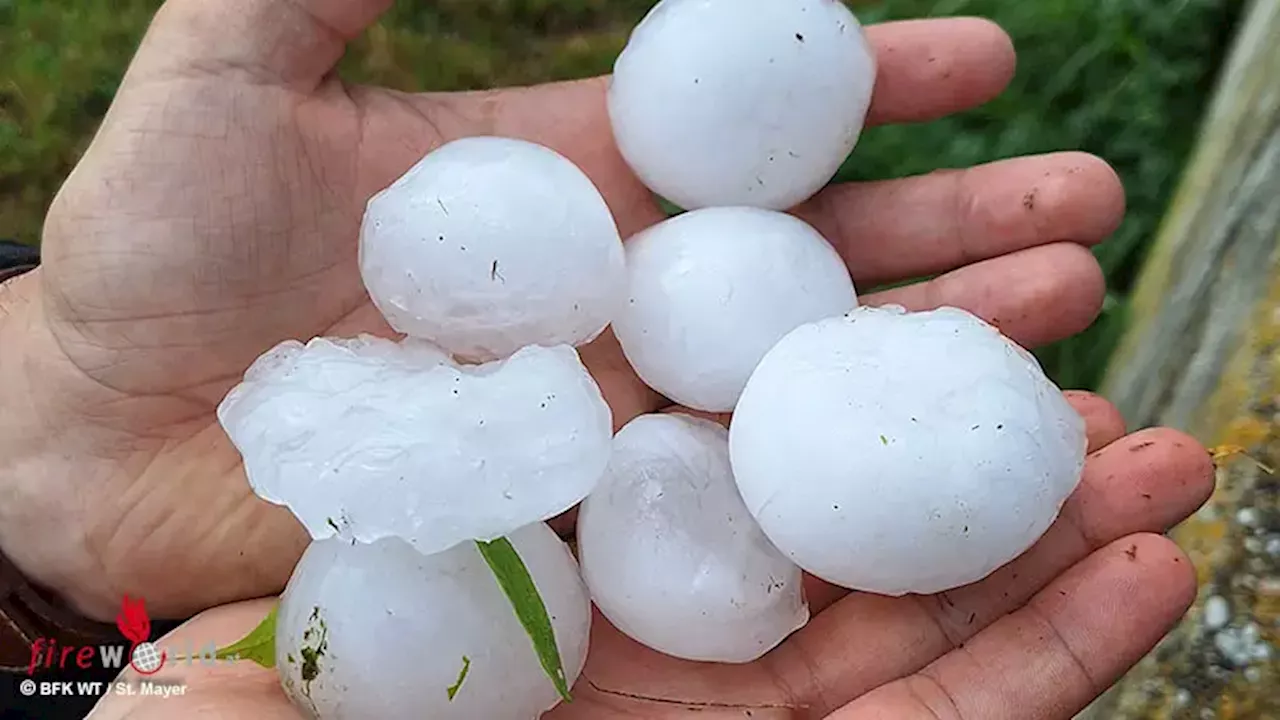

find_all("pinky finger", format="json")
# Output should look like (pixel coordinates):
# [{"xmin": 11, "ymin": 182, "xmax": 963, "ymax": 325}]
[{"xmin": 831, "ymin": 534, "xmax": 1196, "ymax": 720}]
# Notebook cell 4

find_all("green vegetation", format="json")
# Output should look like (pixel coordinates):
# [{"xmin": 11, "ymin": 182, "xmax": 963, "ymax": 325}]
[{"xmin": 0, "ymin": 0, "xmax": 1244, "ymax": 388}]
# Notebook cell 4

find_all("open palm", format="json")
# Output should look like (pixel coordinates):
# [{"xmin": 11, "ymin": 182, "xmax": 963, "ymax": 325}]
[{"xmin": 0, "ymin": 1, "xmax": 1213, "ymax": 718}]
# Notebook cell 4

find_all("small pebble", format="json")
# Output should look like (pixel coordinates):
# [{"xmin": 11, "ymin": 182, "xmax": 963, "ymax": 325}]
[
  {"xmin": 1203, "ymin": 595, "xmax": 1230, "ymax": 629},
  {"xmin": 1173, "ymin": 688, "xmax": 1192, "ymax": 708},
  {"xmin": 1236, "ymin": 507, "xmax": 1261, "ymax": 527},
  {"xmin": 1267, "ymin": 535, "xmax": 1280, "ymax": 557},
  {"xmin": 1214, "ymin": 622, "xmax": 1271, "ymax": 667}
]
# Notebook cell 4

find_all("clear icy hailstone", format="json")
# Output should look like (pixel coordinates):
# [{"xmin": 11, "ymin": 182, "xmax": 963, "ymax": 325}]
[
  {"xmin": 359, "ymin": 136, "xmax": 626, "ymax": 362},
  {"xmin": 607, "ymin": 0, "xmax": 876, "ymax": 211},
  {"xmin": 277, "ymin": 523, "xmax": 590, "ymax": 720},
  {"xmin": 613, "ymin": 207, "xmax": 856, "ymax": 412},
  {"xmin": 216, "ymin": 334, "xmax": 612, "ymax": 557},
  {"xmin": 577, "ymin": 413, "xmax": 808, "ymax": 663},
  {"xmin": 729, "ymin": 306, "xmax": 1088, "ymax": 595}
]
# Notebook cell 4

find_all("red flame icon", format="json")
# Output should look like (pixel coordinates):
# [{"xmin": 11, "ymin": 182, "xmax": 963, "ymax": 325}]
[
  {"xmin": 117, "ymin": 595, "xmax": 166, "ymax": 675},
  {"xmin": 116, "ymin": 595, "xmax": 151, "ymax": 644}
]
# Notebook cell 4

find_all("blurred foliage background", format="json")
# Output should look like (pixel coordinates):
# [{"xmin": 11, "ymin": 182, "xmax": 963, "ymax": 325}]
[{"xmin": 0, "ymin": 0, "xmax": 1245, "ymax": 389}]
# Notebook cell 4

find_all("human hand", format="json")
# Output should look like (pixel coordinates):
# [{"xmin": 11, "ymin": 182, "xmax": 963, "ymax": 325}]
[
  {"xmin": 0, "ymin": 0, "xmax": 1212, "ymax": 717},
  {"xmin": 88, "ymin": 398, "xmax": 1213, "ymax": 720}
]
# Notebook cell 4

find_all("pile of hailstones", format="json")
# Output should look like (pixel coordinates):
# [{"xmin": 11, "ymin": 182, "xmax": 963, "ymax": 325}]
[{"xmin": 217, "ymin": 1, "xmax": 1086, "ymax": 718}]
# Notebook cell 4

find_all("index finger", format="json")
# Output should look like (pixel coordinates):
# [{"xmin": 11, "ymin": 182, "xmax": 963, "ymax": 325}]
[{"xmin": 863, "ymin": 17, "xmax": 1016, "ymax": 126}]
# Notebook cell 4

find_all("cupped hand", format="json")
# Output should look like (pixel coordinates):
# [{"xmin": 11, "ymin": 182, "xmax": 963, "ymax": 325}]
[{"xmin": 0, "ymin": 1, "xmax": 1212, "ymax": 717}]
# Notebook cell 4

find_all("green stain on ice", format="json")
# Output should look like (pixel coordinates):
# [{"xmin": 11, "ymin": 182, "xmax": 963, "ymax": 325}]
[
  {"xmin": 299, "ymin": 607, "xmax": 329, "ymax": 695},
  {"xmin": 446, "ymin": 655, "xmax": 471, "ymax": 701}
]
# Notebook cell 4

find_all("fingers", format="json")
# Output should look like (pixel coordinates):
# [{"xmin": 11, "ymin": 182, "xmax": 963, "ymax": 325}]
[
  {"xmin": 1065, "ymin": 390, "xmax": 1127, "ymax": 451},
  {"xmin": 765, "ymin": 430, "xmax": 1212, "ymax": 716},
  {"xmin": 417, "ymin": 17, "xmax": 1018, "ymax": 235},
  {"xmin": 831, "ymin": 535, "xmax": 1197, "ymax": 720},
  {"xmin": 864, "ymin": 242, "xmax": 1106, "ymax": 349},
  {"xmin": 439, "ymin": 16, "xmax": 1017, "ymax": 134},
  {"xmin": 133, "ymin": 0, "xmax": 393, "ymax": 88},
  {"xmin": 796, "ymin": 153, "xmax": 1126, "ymax": 287},
  {"xmin": 86, "ymin": 599, "xmax": 300, "ymax": 720},
  {"xmin": 863, "ymin": 18, "xmax": 1016, "ymax": 126}
]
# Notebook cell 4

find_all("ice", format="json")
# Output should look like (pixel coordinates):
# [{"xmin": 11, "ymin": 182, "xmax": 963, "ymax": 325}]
[
  {"xmin": 276, "ymin": 523, "xmax": 590, "ymax": 720},
  {"xmin": 729, "ymin": 306, "xmax": 1088, "ymax": 595},
  {"xmin": 577, "ymin": 413, "xmax": 808, "ymax": 662},
  {"xmin": 608, "ymin": 0, "xmax": 876, "ymax": 210},
  {"xmin": 613, "ymin": 207, "xmax": 857, "ymax": 412},
  {"xmin": 217, "ymin": 336, "xmax": 613, "ymax": 556},
  {"xmin": 359, "ymin": 136, "xmax": 627, "ymax": 362}
]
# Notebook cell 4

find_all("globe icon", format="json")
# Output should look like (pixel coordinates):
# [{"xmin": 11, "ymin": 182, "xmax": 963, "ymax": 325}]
[{"xmin": 131, "ymin": 642, "xmax": 164, "ymax": 673}]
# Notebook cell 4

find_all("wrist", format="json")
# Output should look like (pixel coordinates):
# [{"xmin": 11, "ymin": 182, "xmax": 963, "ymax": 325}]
[
  {"xmin": 0, "ymin": 549, "xmax": 123, "ymax": 673},
  {"xmin": 0, "ymin": 241, "xmax": 125, "ymax": 671}
]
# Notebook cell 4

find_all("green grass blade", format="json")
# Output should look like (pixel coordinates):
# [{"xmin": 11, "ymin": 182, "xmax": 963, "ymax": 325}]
[
  {"xmin": 475, "ymin": 537, "xmax": 571, "ymax": 702},
  {"xmin": 213, "ymin": 604, "xmax": 278, "ymax": 668}
]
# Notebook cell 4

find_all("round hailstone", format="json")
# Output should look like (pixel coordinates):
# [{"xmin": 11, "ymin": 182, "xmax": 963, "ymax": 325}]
[
  {"xmin": 613, "ymin": 207, "xmax": 856, "ymax": 412},
  {"xmin": 359, "ymin": 136, "xmax": 626, "ymax": 362},
  {"xmin": 277, "ymin": 523, "xmax": 590, "ymax": 720},
  {"xmin": 607, "ymin": 0, "xmax": 876, "ymax": 211},
  {"xmin": 729, "ymin": 306, "xmax": 1088, "ymax": 595},
  {"xmin": 217, "ymin": 335, "xmax": 612, "ymax": 557},
  {"xmin": 578, "ymin": 413, "xmax": 808, "ymax": 662}
]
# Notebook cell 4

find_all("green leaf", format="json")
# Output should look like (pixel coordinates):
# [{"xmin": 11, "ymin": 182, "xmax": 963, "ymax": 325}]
[
  {"xmin": 214, "ymin": 604, "xmax": 279, "ymax": 669},
  {"xmin": 475, "ymin": 537, "xmax": 571, "ymax": 702},
  {"xmin": 446, "ymin": 655, "xmax": 471, "ymax": 701}
]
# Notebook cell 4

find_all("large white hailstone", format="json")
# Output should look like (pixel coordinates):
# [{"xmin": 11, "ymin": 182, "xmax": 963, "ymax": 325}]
[
  {"xmin": 607, "ymin": 0, "xmax": 876, "ymax": 211},
  {"xmin": 277, "ymin": 523, "xmax": 591, "ymax": 720},
  {"xmin": 729, "ymin": 306, "xmax": 1088, "ymax": 595},
  {"xmin": 613, "ymin": 207, "xmax": 856, "ymax": 412},
  {"xmin": 359, "ymin": 136, "xmax": 626, "ymax": 362},
  {"xmin": 217, "ymin": 335, "xmax": 612, "ymax": 556},
  {"xmin": 577, "ymin": 413, "xmax": 808, "ymax": 663}
]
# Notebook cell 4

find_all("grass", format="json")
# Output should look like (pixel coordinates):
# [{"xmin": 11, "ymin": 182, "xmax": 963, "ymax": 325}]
[{"xmin": 0, "ymin": 0, "xmax": 1245, "ymax": 389}]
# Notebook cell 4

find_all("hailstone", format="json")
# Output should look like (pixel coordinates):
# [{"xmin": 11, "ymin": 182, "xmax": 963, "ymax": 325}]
[
  {"xmin": 613, "ymin": 207, "xmax": 856, "ymax": 412},
  {"xmin": 360, "ymin": 136, "xmax": 626, "ymax": 361},
  {"xmin": 608, "ymin": 0, "xmax": 876, "ymax": 210},
  {"xmin": 577, "ymin": 413, "xmax": 808, "ymax": 662},
  {"xmin": 217, "ymin": 335, "xmax": 612, "ymax": 556},
  {"xmin": 277, "ymin": 522, "xmax": 590, "ymax": 720},
  {"xmin": 729, "ymin": 306, "xmax": 1087, "ymax": 595}
]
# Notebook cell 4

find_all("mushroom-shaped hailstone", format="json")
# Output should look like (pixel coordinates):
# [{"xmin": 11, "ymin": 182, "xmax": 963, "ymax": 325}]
[
  {"xmin": 729, "ymin": 306, "xmax": 1088, "ymax": 595},
  {"xmin": 577, "ymin": 413, "xmax": 809, "ymax": 663},
  {"xmin": 612, "ymin": 207, "xmax": 856, "ymax": 412},
  {"xmin": 607, "ymin": 0, "xmax": 876, "ymax": 211},
  {"xmin": 360, "ymin": 136, "xmax": 626, "ymax": 362},
  {"xmin": 277, "ymin": 522, "xmax": 591, "ymax": 720},
  {"xmin": 217, "ymin": 335, "xmax": 613, "ymax": 557}
]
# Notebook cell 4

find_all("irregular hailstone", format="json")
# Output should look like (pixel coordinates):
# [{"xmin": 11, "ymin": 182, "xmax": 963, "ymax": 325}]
[
  {"xmin": 217, "ymin": 334, "xmax": 612, "ymax": 557},
  {"xmin": 577, "ymin": 413, "xmax": 808, "ymax": 663},
  {"xmin": 729, "ymin": 306, "xmax": 1088, "ymax": 595},
  {"xmin": 277, "ymin": 522, "xmax": 590, "ymax": 720},
  {"xmin": 612, "ymin": 207, "xmax": 856, "ymax": 412},
  {"xmin": 360, "ymin": 136, "xmax": 626, "ymax": 362},
  {"xmin": 607, "ymin": 0, "xmax": 876, "ymax": 211}
]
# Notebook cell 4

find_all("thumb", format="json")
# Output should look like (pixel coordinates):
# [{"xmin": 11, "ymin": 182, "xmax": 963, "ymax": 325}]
[{"xmin": 132, "ymin": 0, "xmax": 393, "ymax": 90}]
